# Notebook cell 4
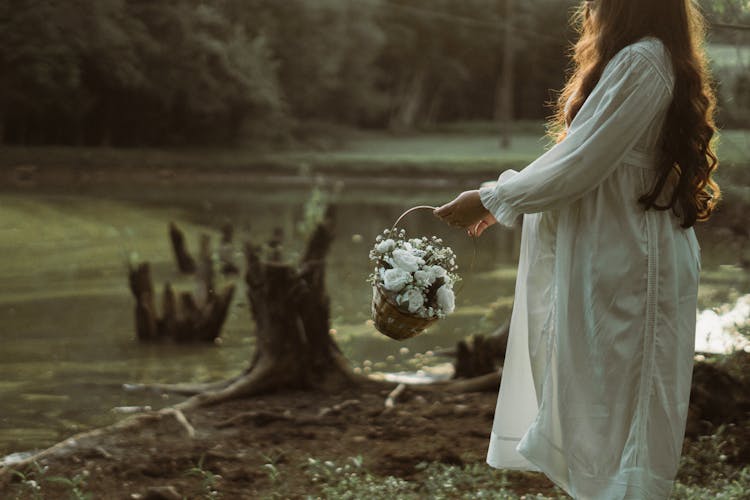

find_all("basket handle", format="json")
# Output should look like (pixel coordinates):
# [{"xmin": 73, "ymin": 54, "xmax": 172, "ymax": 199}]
[{"xmin": 391, "ymin": 205, "xmax": 439, "ymax": 231}]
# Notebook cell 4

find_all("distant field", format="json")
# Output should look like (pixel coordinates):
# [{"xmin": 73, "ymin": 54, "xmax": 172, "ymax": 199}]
[{"xmin": 0, "ymin": 126, "xmax": 747, "ymax": 180}]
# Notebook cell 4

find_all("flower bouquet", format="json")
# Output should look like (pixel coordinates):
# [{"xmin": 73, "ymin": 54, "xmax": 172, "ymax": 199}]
[{"xmin": 368, "ymin": 227, "xmax": 461, "ymax": 340}]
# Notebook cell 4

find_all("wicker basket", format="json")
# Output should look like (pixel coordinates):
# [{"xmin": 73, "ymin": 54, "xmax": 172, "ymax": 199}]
[
  {"xmin": 371, "ymin": 283, "xmax": 439, "ymax": 341},
  {"xmin": 368, "ymin": 205, "xmax": 476, "ymax": 341}
]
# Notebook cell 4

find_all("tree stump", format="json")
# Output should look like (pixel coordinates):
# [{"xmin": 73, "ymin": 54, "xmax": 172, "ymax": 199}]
[
  {"xmin": 176, "ymin": 206, "xmax": 363, "ymax": 408},
  {"xmin": 169, "ymin": 222, "xmax": 196, "ymax": 273},
  {"xmin": 128, "ymin": 262, "xmax": 235, "ymax": 343},
  {"xmin": 452, "ymin": 324, "xmax": 509, "ymax": 379},
  {"xmin": 133, "ymin": 205, "xmax": 502, "ymax": 408}
]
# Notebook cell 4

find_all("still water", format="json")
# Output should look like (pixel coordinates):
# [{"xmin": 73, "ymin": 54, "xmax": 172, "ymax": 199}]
[{"xmin": 0, "ymin": 181, "xmax": 747, "ymax": 455}]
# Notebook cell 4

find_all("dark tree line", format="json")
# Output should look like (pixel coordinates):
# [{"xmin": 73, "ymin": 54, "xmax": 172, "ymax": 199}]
[{"xmin": 0, "ymin": 0, "xmax": 746, "ymax": 146}]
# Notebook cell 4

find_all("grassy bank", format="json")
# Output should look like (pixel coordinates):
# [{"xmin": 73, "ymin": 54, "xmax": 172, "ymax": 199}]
[{"xmin": 2, "ymin": 126, "xmax": 746, "ymax": 179}]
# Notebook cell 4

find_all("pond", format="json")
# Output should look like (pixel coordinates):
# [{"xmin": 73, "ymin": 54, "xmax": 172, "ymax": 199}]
[{"xmin": 1, "ymin": 180, "xmax": 748, "ymax": 456}]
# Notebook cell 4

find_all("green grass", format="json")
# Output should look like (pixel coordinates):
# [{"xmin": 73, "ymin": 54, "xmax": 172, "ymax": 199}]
[
  {"xmin": 301, "ymin": 456, "xmax": 567, "ymax": 500},
  {"xmin": 2, "ymin": 127, "xmax": 746, "ymax": 179},
  {"xmin": 289, "ymin": 452, "xmax": 750, "ymax": 499}
]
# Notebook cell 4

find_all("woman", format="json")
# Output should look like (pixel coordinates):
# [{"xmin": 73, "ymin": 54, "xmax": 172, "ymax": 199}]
[{"xmin": 433, "ymin": 0, "xmax": 720, "ymax": 498}]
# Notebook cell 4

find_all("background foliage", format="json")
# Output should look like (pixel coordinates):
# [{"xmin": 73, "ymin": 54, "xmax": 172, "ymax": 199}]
[{"xmin": 0, "ymin": 0, "xmax": 747, "ymax": 146}]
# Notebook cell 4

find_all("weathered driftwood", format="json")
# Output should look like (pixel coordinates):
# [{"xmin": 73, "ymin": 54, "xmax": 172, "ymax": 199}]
[
  {"xmin": 169, "ymin": 222, "xmax": 196, "ymax": 273},
  {"xmin": 128, "ymin": 261, "xmax": 234, "ymax": 343}
]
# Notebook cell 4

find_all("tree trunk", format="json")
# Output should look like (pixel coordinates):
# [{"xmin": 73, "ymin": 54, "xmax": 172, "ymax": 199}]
[
  {"xmin": 496, "ymin": 0, "xmax": 515, "ymax": 149},
  {"xmin": 390, "ymin": 70, "xmax": 426, "ymax": 131}
]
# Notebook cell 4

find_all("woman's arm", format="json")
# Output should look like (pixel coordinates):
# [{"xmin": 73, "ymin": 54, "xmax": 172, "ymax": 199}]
[{"xmin": 479, "ymin": 43, "xmax": 673, "ymax": 227}]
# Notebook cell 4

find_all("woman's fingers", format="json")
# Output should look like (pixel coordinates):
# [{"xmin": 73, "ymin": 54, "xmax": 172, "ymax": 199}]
[
  {"xmin": 435, "ymin": 191, "xmax": 487, "ymax": 229},
  {"xmin": 433, "ymin": 204, "xmax": 453, "ymax": 217},
  {"xmin": 434, "ymin": 204, "xmax": 461, "ymax": 228},
  {"xmin": 467, "ymin": 220, "xmax": 487, "ymax": 237}
]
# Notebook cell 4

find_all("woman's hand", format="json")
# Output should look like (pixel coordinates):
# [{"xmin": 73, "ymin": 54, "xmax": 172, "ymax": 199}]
[{"xmin": 433, "ymin": 190, "xmax": 498, "ymax": 237}]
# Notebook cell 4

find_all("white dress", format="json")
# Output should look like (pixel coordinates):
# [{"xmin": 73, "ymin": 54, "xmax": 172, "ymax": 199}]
[{"xmin": 478, "ymin": 37, "xmax": 701, "ymax": 500}]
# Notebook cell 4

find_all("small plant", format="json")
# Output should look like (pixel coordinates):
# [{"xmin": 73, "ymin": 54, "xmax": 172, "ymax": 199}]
[
  {"xmin": 259, "ymin": 450, "xmax": 285, "ymax": 484},
  {"xmin": 9, "ymin": 461, "xmax": 46, "ymax": 500},
  {"xmin": 297, "ymin": 186, "xmax": 329, "ymax": 240},
  {"xmin": 677, "ymin": 423, "xmax": 746, "ymax": 487},
  {"xmin": 46, "ymin": 470, "xmax": 92, "ymax": 500},
  {"xmin": 184, "ymin": 453, "xmax": 222, "ymax": 499}
]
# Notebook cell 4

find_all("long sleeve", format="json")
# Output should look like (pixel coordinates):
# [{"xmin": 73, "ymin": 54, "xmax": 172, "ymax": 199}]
[{"xmin": 479, "ymin": 44, "xmax": 674, "ymax": 227}]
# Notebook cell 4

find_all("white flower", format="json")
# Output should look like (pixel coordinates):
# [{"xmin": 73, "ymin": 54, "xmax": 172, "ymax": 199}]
[
  {"xmin": 405, "ymin": 288, "xmax": 425, "ymax": 313},
  {"xmin": 428, "ymin": 265, "xmax": 447, "ymax": 280},
  {"xmin": 414, "ymin": 269, "xmax": 435, "ymax": 287},
  {"xmin": 392, "ymin": 248, "xmax": 424, "ymax": 273},
  {"xmin": 436, "ymin": 285, "xmax": 455, "ymax": 314},
  {"xmin": 382, "ymin": 267, "xmax": 412, "ymax": 292},
  {"xmin": 375, "ymin": 238, "xmax": 396, "ymax": 254}
]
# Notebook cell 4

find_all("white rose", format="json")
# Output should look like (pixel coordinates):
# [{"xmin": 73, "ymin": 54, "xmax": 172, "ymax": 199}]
[
  {"xmin": 436, "ymin": 284, "xmax": 455, "ymax": 314},
  {"xmin": 382, "ymin": 267, "xmax": 412, "ymax": 292},
  {"xmin": 405, "ymin": 288, "xmax": 425, "ymax": 314},
  {"xmin": 392, "ymin": 248, "xmax": 424, "ymax": 273},
  {"xmin": 414, "ymin": 269, "xmax": 435, "ymax": 287},
  {"xmin": 429, "ymin": 265, "xmax": 447, "ymax": 280},
  {"xmin": 375, "ymin": 238, "xmax": 396, "ymax": 254}
]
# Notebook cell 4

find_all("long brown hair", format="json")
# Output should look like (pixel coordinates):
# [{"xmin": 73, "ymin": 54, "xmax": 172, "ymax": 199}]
[{"xmin": 550, "ymin": 0, "xmax": 720, "ymax": 228}]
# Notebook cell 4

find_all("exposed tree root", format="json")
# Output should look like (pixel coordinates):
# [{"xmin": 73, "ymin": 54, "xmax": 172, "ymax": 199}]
[
  {"xmin": 124, "ymin": 376, "xmax": 239, "ymax": 396},
  {"xmin": 174, "ymin": 360, "xmax": 295, "ymax": 410},
  {"xmin": 0, "ymin": 407, "xmax": 194, "ymax": 481}
]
